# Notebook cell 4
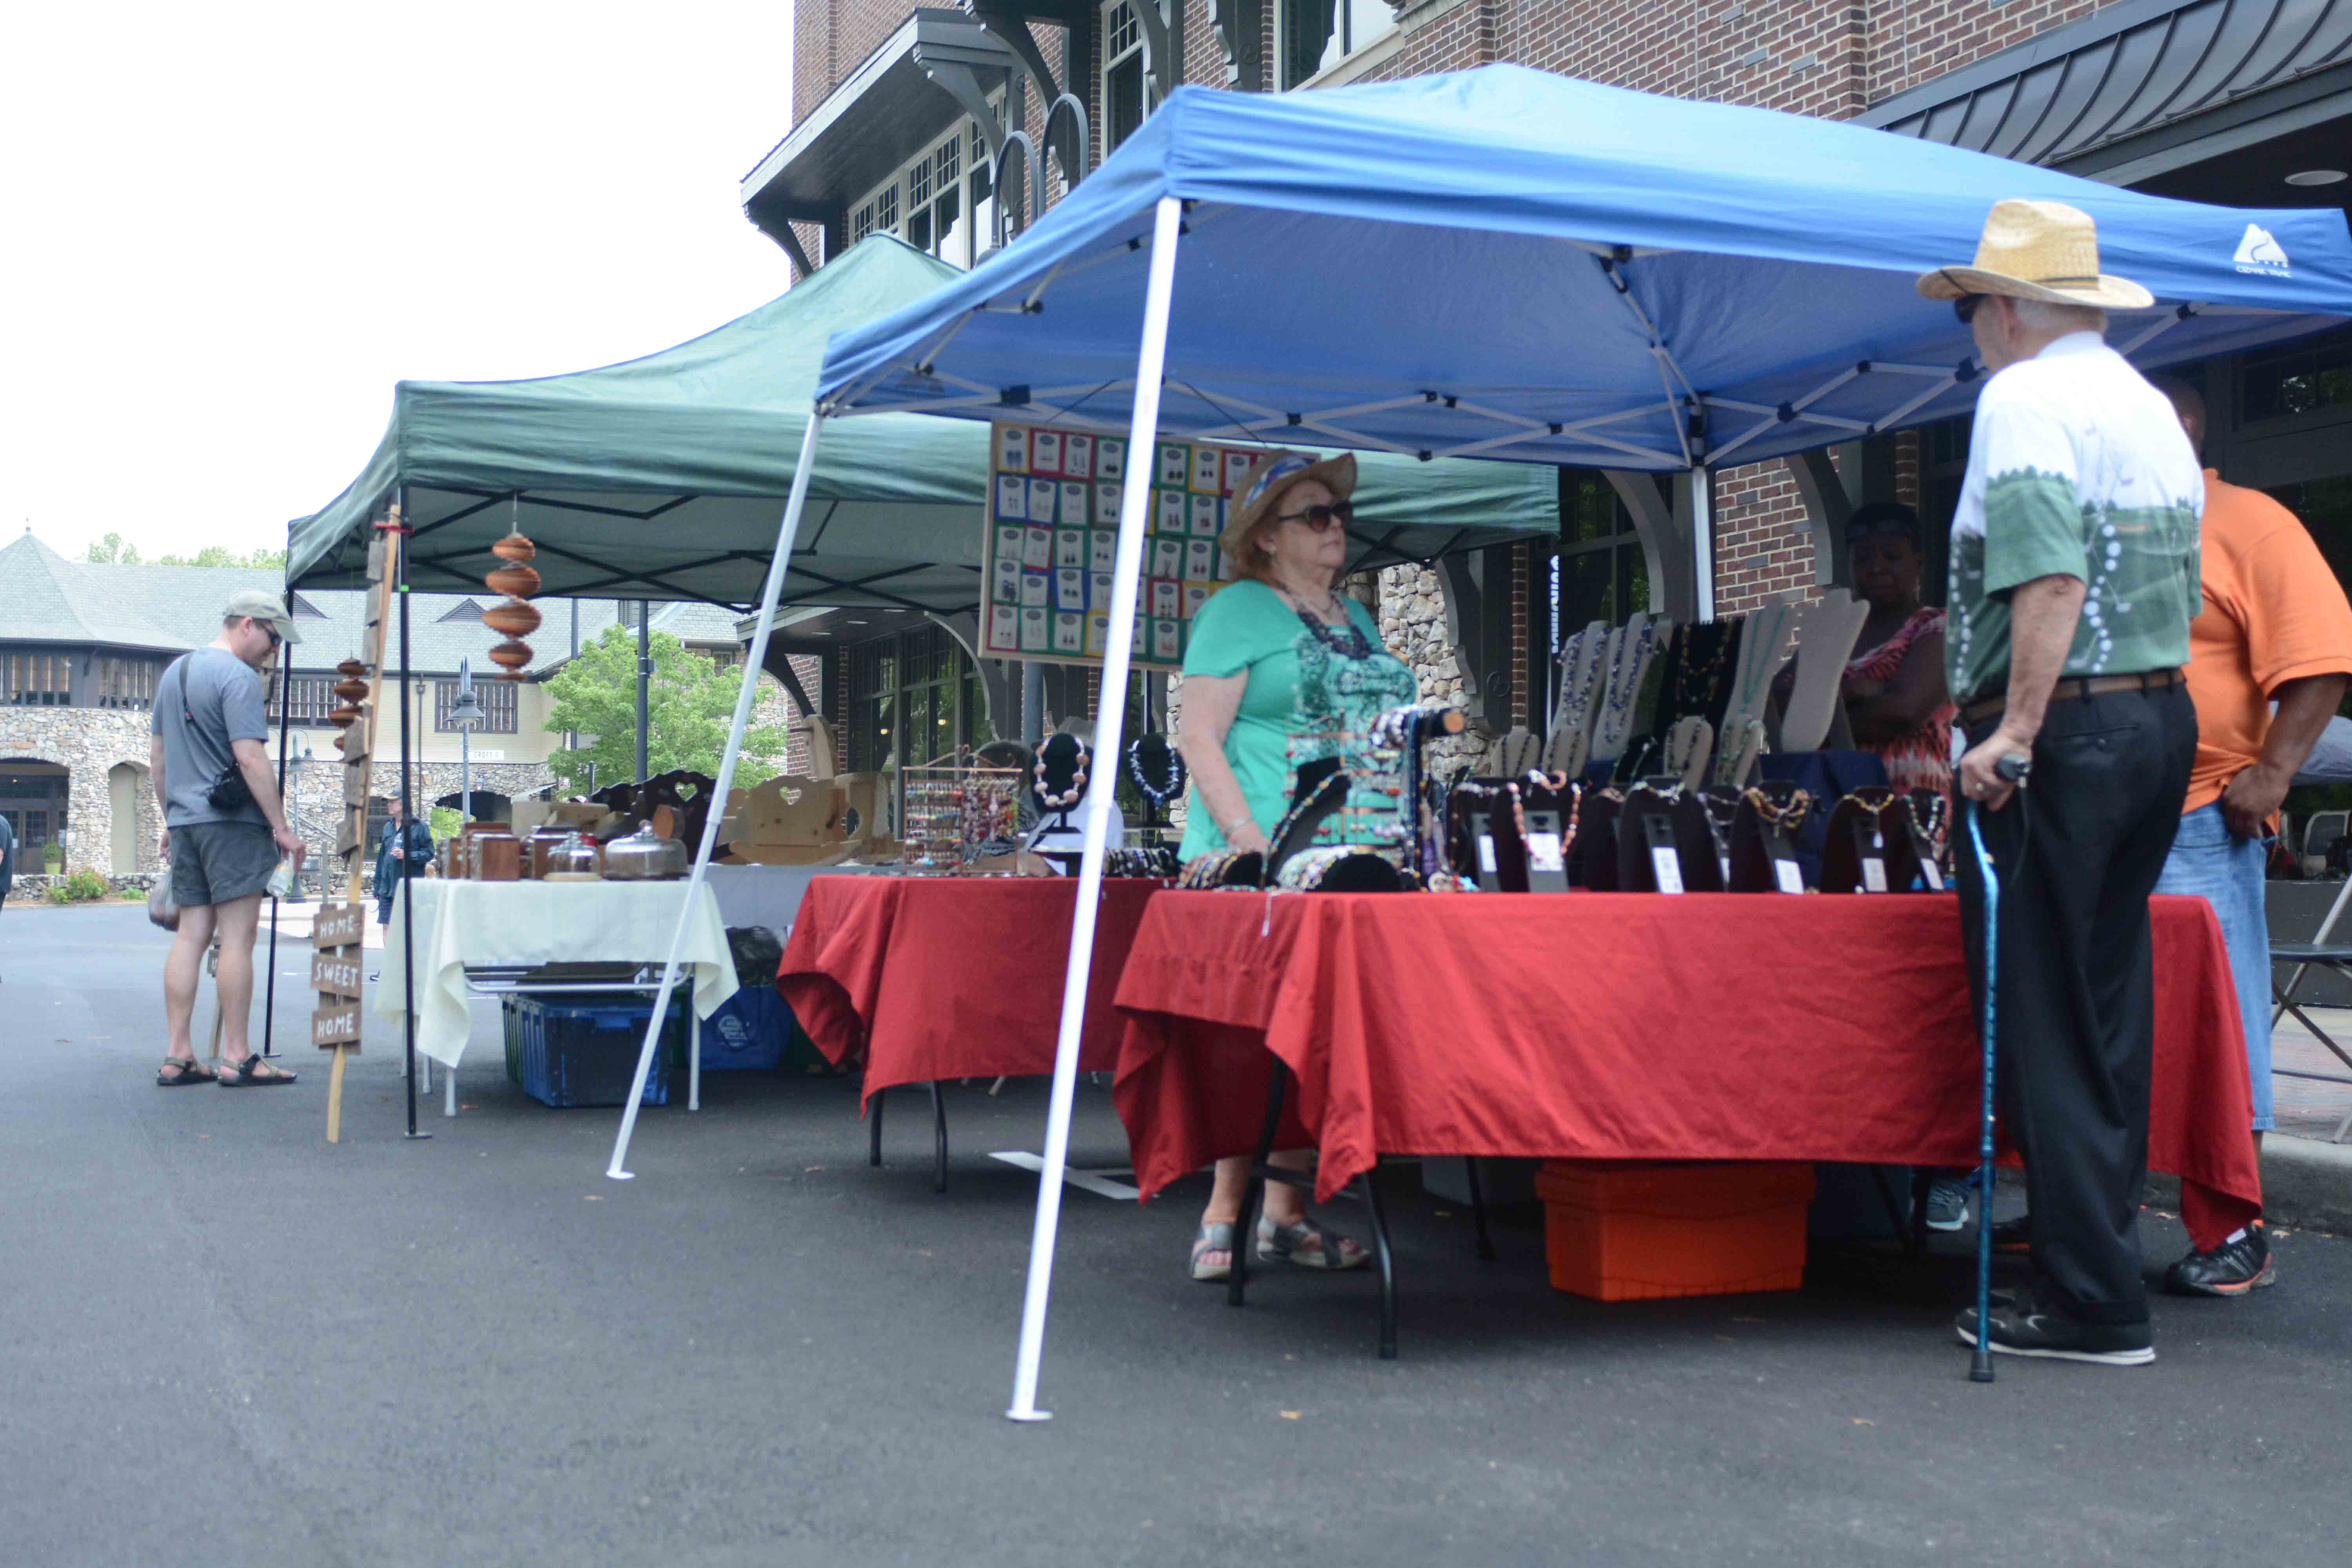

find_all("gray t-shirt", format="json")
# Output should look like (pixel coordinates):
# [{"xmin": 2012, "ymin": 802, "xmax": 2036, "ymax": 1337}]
[{"xmin": 152, "ymin": 648, "xmax": 270, "ymax": 828}]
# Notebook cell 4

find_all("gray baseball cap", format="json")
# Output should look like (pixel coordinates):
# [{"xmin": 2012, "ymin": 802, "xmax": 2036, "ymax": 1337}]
[{"xmin": 223, "ymin": 588, "xmax": 301, "ymax": 645}]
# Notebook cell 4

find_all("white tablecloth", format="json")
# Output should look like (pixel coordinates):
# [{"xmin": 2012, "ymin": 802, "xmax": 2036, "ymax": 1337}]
[
  {"xmin": 703, "ymin": 862, "xmax": 893, "ymax": 937},
  {"xmin": 379, "ymin": 881, "xmax": 739, "ymax": 1069}
]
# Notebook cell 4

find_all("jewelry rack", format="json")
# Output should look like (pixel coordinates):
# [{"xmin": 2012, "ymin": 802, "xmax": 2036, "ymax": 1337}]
[{"xmin": 899, "ymin": 748, "xmax": 1025, "ymax": 874}]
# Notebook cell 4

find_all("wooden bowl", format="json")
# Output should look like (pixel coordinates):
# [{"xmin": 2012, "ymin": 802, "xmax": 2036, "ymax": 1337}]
[
  {"xmin": 336, "ymin": 659, "xmax": 366, "ymax": 678},
  {"xmin": 486, "ymin": 563, "xmax": 542, "ymax": 599},
  {"xmin": 481, "ymin": 597, "xmax": 543, "ymax": 637},
  {"xmin": 330, "ymin": 706, "xmax": 362, "ymax": 728},
  {"xmin": 333, "ymin": 677, "xmax": 369, "ymax": 703},
  {"xmin": 491, "ymin": 532, "xmax": 537, "ymax": 564},
  {"xmin": 488, "ymin": 639, "xmax": 533, "ymax": 673}
]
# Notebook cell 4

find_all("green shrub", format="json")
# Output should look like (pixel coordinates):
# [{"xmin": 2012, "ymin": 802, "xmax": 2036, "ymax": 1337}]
[
  {"xmin": 45, "ymin": 868, "xmax": 112, "ymax": 904},
  {"xmin": 43, "ymin": 842, "xmax": 62, "ymax": 871}
]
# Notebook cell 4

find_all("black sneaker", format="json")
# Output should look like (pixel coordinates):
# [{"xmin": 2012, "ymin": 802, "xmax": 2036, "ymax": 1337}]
[
  {"xmin": 1955, "ymin": 1281, "xmax": 2155, "ymax": 1366},
  {"xmin": 1989, "ymin": 1214, "xmax": 2033, "ymax": 1254},
  {"xmin": 1924, "ymin": 1179, "xmax": 1971, "ymax": 1233},
  {"xmin": 2164, "ymin": 1224, "xmax": 2276, "ymax": 1298}
]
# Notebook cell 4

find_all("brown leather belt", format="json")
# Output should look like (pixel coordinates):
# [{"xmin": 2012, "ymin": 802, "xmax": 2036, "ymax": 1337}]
[{"xmin": 1960, "ymin": 667, "xmax": 2184, "ymax": 727}]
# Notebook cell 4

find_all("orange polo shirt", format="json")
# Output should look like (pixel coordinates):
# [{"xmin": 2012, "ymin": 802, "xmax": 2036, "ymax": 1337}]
[{"xmin": 2182, "ymin": 471, "xmax": 2352, "ymax": 814}]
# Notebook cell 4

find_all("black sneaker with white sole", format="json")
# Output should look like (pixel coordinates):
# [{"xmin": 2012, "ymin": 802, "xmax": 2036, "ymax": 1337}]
[
  {"xmin": 1955, "ymin": 1281, "xmax": 2154, "ymax": 1366},
  {"xmin": 2164, "ymin": 1223, "xmax": 2276, "ymax": 1298}
]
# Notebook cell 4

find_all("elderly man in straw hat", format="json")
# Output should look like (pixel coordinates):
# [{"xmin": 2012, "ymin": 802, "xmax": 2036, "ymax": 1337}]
[{"xmin": 1921, "ymin": 200, "xmax": 2204, "ymax": 1366}]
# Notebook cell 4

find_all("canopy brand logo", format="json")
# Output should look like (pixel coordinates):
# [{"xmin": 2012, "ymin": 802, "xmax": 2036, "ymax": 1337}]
[{"xmin": 2235, "ymin": 223, "xmax": 2290, "ymax": 277}]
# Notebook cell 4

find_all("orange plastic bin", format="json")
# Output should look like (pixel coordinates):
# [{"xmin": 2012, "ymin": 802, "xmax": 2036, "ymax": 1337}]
[{"xmin": 1533, "ymin": 1159, "xmax": 1815, "ymax": 1302}]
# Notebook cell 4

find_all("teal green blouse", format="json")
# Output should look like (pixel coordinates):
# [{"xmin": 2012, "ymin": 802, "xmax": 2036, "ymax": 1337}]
[{"xmin": 1176, "ymin": 580, "xmax": 1417, "ymax": 862}]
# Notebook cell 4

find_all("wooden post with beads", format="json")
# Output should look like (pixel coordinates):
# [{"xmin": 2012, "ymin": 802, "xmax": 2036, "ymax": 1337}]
[{"xmin": 316, "ymin": 507, "xmax": 401, "ymax": 1142}]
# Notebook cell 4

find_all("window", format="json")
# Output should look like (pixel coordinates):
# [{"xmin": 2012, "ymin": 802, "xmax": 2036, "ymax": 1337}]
[
  {"xmin": 2241, "ymin": 329, "xmax": 2352, "ymax": 425},
  {"xmin": 271, "ymin": 674, "xmax": 339, "ymax": 726},
  {"xmin": 94, "ymin": 656, "xmax": 156, "ymax": 710},
  {"xmin": 853, "ymin": 120, "xmax": 976, "ymax": 265},
  {"xmin": 844, "ymin": 624, "xmax": 983, "ymax": 824},
  {"xmin": 3, "ymin": 651, "xmax": 74, "ymax": 706},
  {"xmin": 1102, "ymin": 1, "xmax": 1152, "ymax": 152},
  {"xmin": 1278, "ymin": 0, "xmax": 1393, "ymax": 89},
  {"xmin": 435, "ymin": 677, "xmax": 518, "ymax": 734},
  {"xmin": 1555, "ymin": 473, "xmax": 1651, "ymax": 632}
]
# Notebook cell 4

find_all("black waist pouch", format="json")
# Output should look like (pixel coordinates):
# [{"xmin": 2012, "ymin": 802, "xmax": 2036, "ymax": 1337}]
[{"xmin": 207, "ymin": 763, "xmax": 254, "ymax": 813}]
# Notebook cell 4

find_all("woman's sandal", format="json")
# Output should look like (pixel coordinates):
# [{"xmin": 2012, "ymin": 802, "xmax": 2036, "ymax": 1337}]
[
  {"xmin": 156, "ymin": 1056, "xmax": 218, "ymax": 1087},
  {"xmin": 1189, "ymin": 1221, "xmax": 1237, "ymax": 1282},
  {"xmin": 218, "ymin": 1054, "xmax": 297, "ymax": 1088},
  {"xmin": 1256, "ymin": 1216, "xmax": 1370, "ymax": 1270}
]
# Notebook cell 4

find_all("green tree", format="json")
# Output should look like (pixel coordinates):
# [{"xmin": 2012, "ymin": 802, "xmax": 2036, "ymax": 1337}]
[
  {"xmin": 540, "ymin": 625, "xmax": 787, "ymax": 792},
  {"xmin": 84, "ymin": 533, "xmax": 141, "ymax": 563}
]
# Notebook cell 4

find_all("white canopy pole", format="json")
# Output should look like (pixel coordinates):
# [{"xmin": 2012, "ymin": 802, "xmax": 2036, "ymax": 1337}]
[
  {"xmin": 1007, "ymin": 194, "xmax": 1185, "ymax": 1423},
  {"xmin": 606, "ymin": 413, "xmax": 828, "ymax": 1180}
]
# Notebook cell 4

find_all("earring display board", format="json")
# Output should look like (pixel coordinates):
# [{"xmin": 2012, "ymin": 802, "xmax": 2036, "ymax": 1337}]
[{"xmin": 980, "ymin": 421, "xmax": 1245, "ymax": 669}]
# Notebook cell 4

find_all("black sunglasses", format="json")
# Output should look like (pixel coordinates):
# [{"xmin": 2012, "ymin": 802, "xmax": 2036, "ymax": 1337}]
[
  {"xmin": 1953, "ymin": 294, "xmax": 1984, "ymax": 326},
  {"xmin": 1276, "ymin": 500, "xmax": 1354, "ymax": 533}
]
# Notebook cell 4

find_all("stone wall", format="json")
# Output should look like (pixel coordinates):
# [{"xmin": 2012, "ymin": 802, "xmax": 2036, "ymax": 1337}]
[{"xmin": 0, "ymin": 708, "xmax": 164, "ymax": 878}]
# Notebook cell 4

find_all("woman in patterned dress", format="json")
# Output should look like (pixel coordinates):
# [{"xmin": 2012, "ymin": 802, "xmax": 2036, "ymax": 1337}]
[{"xmin": 1842, "ymin": 502, "xmax": 1955, "ymax": 795}]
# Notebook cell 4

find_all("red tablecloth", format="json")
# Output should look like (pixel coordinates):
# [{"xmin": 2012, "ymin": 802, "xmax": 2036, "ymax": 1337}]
[
  {"xmin": 1112, "ymin": 892, "xmax": 2261, "ymax": 1247},
  {"xmin": 778, "ymin": 875, "xmax": 1167, "ymax": 1105}
]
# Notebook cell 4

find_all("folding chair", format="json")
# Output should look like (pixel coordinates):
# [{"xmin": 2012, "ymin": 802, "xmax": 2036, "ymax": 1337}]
[{"xmin": 2267, "ymin": 871, "xmax": 2352, "ymax": 1143}]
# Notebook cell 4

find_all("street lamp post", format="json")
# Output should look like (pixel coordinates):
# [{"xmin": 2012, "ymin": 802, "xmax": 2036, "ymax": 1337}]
[{"xmin": 449, "ymin": 659, "xmax": 485, "ymax": 822}]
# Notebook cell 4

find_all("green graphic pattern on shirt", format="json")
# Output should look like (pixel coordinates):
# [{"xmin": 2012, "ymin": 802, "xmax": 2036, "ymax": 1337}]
[
  {"xmin": 1944, "ymin": 336, "xmax": 2202, "ymax": 704},
  {"xmin": 1948, "ymin": 474, "xmax": 2202, "ymax": 701},
  {"xmin": 1285, "ymin": 623, "xmax": 1419, "ymax": 846}
]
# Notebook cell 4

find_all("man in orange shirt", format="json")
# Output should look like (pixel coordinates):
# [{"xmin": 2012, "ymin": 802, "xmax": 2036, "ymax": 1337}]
[{"xmin": 2148, "ymin": 377, "xmax": 2352, "ymax": 1294}]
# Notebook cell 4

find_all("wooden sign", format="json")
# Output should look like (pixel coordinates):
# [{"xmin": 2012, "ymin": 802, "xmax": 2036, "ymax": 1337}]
[
  {"xmin": 312, "ymin": 902, "xmax": 366, "ymax": 948},
  {"xmin": 312, "ymin": 1002, "xmax": 362, "ymax": 1047},
  {"xmin": 310, "ymin": 951, "xmax": 364, "ymax": 998}
]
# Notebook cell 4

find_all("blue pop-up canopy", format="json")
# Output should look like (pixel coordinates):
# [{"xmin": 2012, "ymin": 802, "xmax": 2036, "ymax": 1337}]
[
  {"xmin": 817, "ymin": 64, "xmax": 2352, "ymax": 470},
  {"xmin": 621, "ymin": 67, "xmax": 2352, "ymax": 1421}
]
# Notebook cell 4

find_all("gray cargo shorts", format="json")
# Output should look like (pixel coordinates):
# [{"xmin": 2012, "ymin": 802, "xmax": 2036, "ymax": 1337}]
[{"xmin": 170, "ymin": 821, "xmax": 276, "ymax": 908}]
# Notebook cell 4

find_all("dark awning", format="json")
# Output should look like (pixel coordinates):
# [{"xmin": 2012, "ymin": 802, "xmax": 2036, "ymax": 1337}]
[
  {"xmin": 1858, "ymin": 0, "xmax": 2352, "ymax": 183},
  {"xmin": 739, "ymin": 9, "xmax": 1014, "ymax": 246}
]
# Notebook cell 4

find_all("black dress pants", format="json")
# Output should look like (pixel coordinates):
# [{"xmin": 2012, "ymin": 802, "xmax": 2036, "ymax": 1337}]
[{"xmin": 1953, "ymin": 683, "xmax": 2196, "ymax": 1325}]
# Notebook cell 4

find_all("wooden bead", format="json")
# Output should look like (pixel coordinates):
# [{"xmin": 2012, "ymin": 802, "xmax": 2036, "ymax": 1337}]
[
  {"xmin": 486, "ymin": 563, "xmax": 542, "ymax": 600},
  {"xmin": 481, "ymin": 597, "xmax": 543, "ymax": 637},
  {"xmin": 491, "ymin": 531, "xmax": 537, "ymax": 564}
]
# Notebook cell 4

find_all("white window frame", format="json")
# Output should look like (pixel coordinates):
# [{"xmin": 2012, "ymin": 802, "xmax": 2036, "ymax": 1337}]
[
  {"xmin": 1276, "ymin": 0, "xmax": 1397, "ymax": 90},
  {"xmin": 848, "ymin": 105, "xmax": 996, "ymax": 267},
  {"xmin": 1100, "ymin": 0, "xmax": 1159, "ymax": 154}
]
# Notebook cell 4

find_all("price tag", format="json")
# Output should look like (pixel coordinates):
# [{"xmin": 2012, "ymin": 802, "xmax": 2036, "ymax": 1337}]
[
  {"xmin": 1861, "ymin": 856, "xmax": 1889, "ymax": 893},
  {"xmin": 1650, "ymin": 846, "xmax": 1685, "ymax": 895},
  {"xmin": 1477, "ymin": 836, "xmax": 1497, "ymax": 874},
  {"xmin": 1773, "ymin": 858, "xmax": 1805, "ymax": 895},
  {"xmin": 1526, "ymin": 831, "xmax": 1563, "ymax": 873}
]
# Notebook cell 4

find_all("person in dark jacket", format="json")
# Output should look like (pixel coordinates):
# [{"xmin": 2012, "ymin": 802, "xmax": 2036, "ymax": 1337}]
[
  {"xmin": 0, "ymin": 812, "xmax": 15, "ymax": 982},
  {"xmin": 373, "ymin": 797, "xmax": 434, "ymax": 927}
]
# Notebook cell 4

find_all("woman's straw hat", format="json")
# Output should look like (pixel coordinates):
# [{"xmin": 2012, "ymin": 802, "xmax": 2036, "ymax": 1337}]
[
  {"xmin": 1916, "ymin": 199, "xmax": 2152, "ymax": 310},
  {"xmin": 1217, "ymin": 449, "xmax": 1359, "ymax": 563}
]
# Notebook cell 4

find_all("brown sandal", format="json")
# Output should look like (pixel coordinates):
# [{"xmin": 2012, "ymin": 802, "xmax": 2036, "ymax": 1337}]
[
  {"xmin": 156, "ymin": 1056, "xmax": 218, "ymax": 1087},
  {"xmin": 218, "ymin": 1054, "xmax": 296, "ymax": 1087}
]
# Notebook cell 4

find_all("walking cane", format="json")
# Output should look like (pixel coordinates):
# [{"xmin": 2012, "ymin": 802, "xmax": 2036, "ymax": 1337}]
[{"xmin": 1962, "ymin": 752, "xmax": 2031, "ymax": 1383}]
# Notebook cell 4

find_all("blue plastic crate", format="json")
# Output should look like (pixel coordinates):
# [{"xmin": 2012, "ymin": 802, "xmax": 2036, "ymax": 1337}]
[
  {"xmin": 701, "ymin": 986, "xmax": 788, "ymax": 1073},
  {"xmin": 509, "ymin": 996, "xmax": 680, "ymax": 1108}
]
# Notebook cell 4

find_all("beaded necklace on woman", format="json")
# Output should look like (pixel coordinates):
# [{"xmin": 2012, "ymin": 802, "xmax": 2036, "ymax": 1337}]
[{"xmin": 1270, "ymin": 578, "xmax": 1374, "ymax": 660}]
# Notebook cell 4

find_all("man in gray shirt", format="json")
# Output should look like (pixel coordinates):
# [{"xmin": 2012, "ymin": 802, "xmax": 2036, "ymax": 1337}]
[{"xmin": 150, "ymin": 590, "xmax": 307, "ymax": 1087}]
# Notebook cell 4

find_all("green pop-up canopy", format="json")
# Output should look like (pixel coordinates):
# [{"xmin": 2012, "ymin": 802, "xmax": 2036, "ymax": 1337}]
[{"xmin": 286, "ymin": 237, "xmax": 1557, "ymax": 609}]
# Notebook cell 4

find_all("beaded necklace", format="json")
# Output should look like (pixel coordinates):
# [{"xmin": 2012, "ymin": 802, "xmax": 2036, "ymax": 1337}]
[
  {"xmin": 1276, "ymin": 585, "xmax": 1375, "ymax": 661},
  {"xmin": 1664, "ymin": 716, "xmax": 1711, "ymax": 786},
  {"xmin": 1033, "ymin": 739, "xmax": 1089, "ymax": 811},
  {"xmin": 1125, "ymin": 737, "xmax": 1185, "ymax": 809},
  {"xmin": 1591, "ymin": 616, "xmax": 1658, "ymax": 759},
  {"xmin": 1743, "ymin": 785, "xmax": 1813, "ymax": 837},
  {"xmin": 1906, "ymin": 789, "xmax": 1950, "ymax": 855}
]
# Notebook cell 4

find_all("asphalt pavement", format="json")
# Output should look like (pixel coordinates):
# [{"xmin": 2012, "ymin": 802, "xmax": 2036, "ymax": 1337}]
[{"xmin": 5, "ymin": 902, "xmax": 2348, "ymax": 1568}]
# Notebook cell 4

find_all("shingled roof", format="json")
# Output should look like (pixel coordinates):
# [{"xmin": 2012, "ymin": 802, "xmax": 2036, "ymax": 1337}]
[{"xmin": 0, "ymin": 531, "xmax": 750, "ymax": 678}]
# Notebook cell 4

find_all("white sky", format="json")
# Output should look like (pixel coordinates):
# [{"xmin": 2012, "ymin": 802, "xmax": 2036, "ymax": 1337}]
[{"xmin": 1, "ymin": 4, "xmax": 797, "ymax": 563}]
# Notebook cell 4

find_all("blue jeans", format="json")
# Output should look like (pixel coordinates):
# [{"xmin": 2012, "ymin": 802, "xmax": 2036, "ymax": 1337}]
[{"xmin": 2154, "ymin": 802, "xmax": 2274, "ymax": 1131}]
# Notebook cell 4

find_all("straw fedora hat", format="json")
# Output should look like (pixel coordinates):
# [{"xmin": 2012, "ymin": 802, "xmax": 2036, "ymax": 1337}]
[
  {"xmin": 1916, "ymin": 198, "xmax": 2152, "ymax": 310},
  {"xmin": 1218, "ymin": 449, "xmax": 1359, "ymax": 563}
]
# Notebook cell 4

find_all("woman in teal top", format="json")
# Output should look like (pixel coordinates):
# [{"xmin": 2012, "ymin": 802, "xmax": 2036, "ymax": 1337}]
[{"xmin": 1173, "ymin": 449, "xmax": 1417, "ymax": 1281}]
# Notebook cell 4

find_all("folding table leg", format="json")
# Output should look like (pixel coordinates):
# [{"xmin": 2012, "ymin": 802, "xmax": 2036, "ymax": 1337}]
[
  {"xmin": 869, "ymin": 1085, "xmax": 885, "ymax": 1167},
  {"xmin": 1357, "ymin": 1171, "xmax": 1398, "ymax": 1361},
  {"xmin": 1229, "ymin": 1063, "xmax": 1288, "ymax": 1310},
  {"xmin": 929, "ymin": 1080, "xmax": 948, "ymax": 1194},
  {"xmin": 419, "ymin": 1053, "xmax": 432, "ymax": 1095},
  {"xmin": 444, "ymin": 1062, "xmax": 456, "ymax": 1119},
  {"xmin": 689, "ymin": 1009, "xmax": 701, "ymax": 1112},
  {"xmin": 1463, "ymin": 1158, "xmax": 1498, "ymax": 1261}
]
